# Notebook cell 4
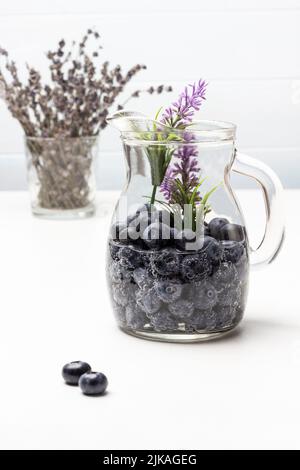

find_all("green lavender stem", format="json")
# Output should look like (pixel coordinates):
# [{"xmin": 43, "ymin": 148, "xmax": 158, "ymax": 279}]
[{"xmin": 150, "ymin": 185, "xmax": 157, "ymax": 205}]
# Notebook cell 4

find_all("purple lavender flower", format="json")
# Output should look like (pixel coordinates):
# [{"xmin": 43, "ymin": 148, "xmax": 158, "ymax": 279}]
[
  {"xmin": 159, "ymin": 79, "xmax": 207, "ymax": 206},
  {"xmin": 161, "ymin": 79, "xmax": 207, "ymax": 128},
  {"xmin": 161, "ymin": 145, "xmax": 201, "ymax": 205}
]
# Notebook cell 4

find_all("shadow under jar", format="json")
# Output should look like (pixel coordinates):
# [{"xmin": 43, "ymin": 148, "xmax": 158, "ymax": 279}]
[
  {"xmin": 106, "ymin": 117, "xmax": 284, "ymax": 342},
  {"xmin": 25, "ymin": 136, "xmax": 98, "ymax": 219}
]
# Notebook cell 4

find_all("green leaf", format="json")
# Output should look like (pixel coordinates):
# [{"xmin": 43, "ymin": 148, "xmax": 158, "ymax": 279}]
[
  {"xmin": 201, "ymin": 182, "xmax": 222, "ymax": 208},
  {"xmin": 166, "ymin": 133, "xmax": 182, "ymax": 142},
  {"xmin": 189, "ymin": 177, "xmax": 207, "ymax": 207},
  {"xmin": 154, "ymin": 106, "xmax": 163, "ymax": 123}
]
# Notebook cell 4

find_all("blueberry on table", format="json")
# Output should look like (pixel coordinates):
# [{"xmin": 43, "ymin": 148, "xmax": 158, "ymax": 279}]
[
  {"xmin": 219, "ymin": 223, "xmax": 245, "ymax": 242},
  {"xmin": 62, "ymin": 361, "xmax": 91, "ymax": 385},
  {"xmin": 79, "ymin": 372, "xmax": 108, "ymax": 396},
  {"xmin": 221, "ymin": 240, "xmax": 244, "ymax": 263},
  {"xmin": 208, "ymin": 217, "xmax": 229, "ymax": 240}
]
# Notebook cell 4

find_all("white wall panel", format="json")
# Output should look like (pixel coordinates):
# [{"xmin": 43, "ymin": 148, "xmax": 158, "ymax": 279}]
[
  {"xmin": 0, "ymin": 1, "xmax": 298, "ymax": 188},
  {"xmin": 1, "ymin": 1, "xmax": 300, "ymax": 16},
  {"xmin": 0, "ymin": 79, "xmax": 299, "ymax": 153},
  {"xmin": 0, "ymin": 11, "xmax": 299, "ymax": 80}
]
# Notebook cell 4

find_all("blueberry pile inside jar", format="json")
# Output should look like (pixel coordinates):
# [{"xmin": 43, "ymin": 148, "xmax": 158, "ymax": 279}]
[{"xmin": 107, "ymin": 204, "xmax": 249, "ymax": 336}]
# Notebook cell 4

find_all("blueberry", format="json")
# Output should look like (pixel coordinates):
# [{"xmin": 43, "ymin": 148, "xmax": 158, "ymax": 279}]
[
  {"xmin": 193, "ymin": 281, "xmax": 218, "ymax": 309},
  {"xmin": 142, "ymin": 222, "xmax": 171, "ymax": 249},
  {"xmin": 113, "ymin": 304, "xmax": 126, "ymax": 326},
  {"xmin": 150, "ymin": 248, "xmax": 180, "ymax": 277},
  {"xmin": 212, "ymin": 262, "xmax": 238, "ymax": 288},
  {"xmin": 150, "ymin": 310, "xmax": 178, "ymax": 331},
  {"xmin": 125, "ymin": 303, "xmax": 149, "ymax": 329},
  {"xmin": 201, "ymin": 236, "xmax": 223, "ymax": 265},
  {"xmin": 138, "ymin": 249, "xmax": 151, "ymax": 268},
  {"xmin": 204, "ymin": 226, "xmax": 210, "ymax": 236},
  {"xmin": 136, "ymin": 287, "xmax": 161, "ymax": 316},
  {"xmin": 79, "ymin": 372, "xmax": 108, "ymax": 396},
  {"xmin": 112, "ymin": 282, "xmax": 136, "ymax": 307},
  {"xmin": 119, "ymin": 246, "xmax": 142, "ymax": 269},
  {"xmin": 132, "ymin": 267, "xmax": 153, "ymax": 290},
  {"xmin": 214, "ymin": 305, "xmax": 236, "ymax": 329},
  {"xmin": 217, "ymin": 283, "xmax": 242, "ymax": 307},
  {"xmin": 109, "ymin": 241, "xmax": 122, "ymax": 261},
  {"xmin": 168, "ymin": 299, "xmax": 194, "ymax": 318},
  {"xmin": 221, "ymin": 240, "xmax": 244, "ymax": 263},
  {"xmin": 219, "ymin": 223, "xmax": 245, "ymax": 242},
  {"xmin": 154, "ymin": 279, "xmax": 183, "ymax": 303},
  {"xmin": 62, "ymin": 361, "xmax": 91, "ymax": 385},
  {"xmin": 181, "ymin": 252, "xmax": 212, "ymax": 282},
  {"xmin": 204, "ymin": 310, "xmax": 217, "ymax": 330},
  {"xmin": 110, "ymin": 222, "xmax": 127, "ymax": 241},
  {"xmin": 208, "ymin": 217, "xmax": 229, "ymax": 240},
  {"xmin": 109, "ymin": 261, "xmax": 132, "ymax": 283},
  {"xmin": 186, "ymin": 310, "xmax": 211, "ymax": 331}
]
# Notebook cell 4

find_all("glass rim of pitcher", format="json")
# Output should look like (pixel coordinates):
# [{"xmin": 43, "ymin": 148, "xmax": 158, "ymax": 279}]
[{"xmin": 119, "ymin": 119, "xmax": 236, "ymax": 144}]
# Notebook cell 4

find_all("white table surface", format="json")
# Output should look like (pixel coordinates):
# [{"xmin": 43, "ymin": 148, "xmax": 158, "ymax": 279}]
[{"xmin": 0, "ymin": 189, "xmax": 299, "ymax": 450}]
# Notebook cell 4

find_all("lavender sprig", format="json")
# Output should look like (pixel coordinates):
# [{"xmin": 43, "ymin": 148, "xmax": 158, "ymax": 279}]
[
  {"xmin": 0, "ymin": 29, "xmax": 172, "ymax": 138},
  {"xmin": 159, "ymin": 81, "xmax": 207, "ymax": 206},
  {"xmin": 160, "ymin": 145, "xmax": 200, "ymax": 206},
  {"xmin": 160, "ymin": 79, "xmax": 207, "ymax": 128},
  {"xmin": 147, "ymin": 80, "xmax": 207, "ymax": 205}
]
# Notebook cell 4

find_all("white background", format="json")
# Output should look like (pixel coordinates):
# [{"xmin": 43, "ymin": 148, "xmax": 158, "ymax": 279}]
[
  {"xmin": 0, "ymin": 0, "xmax": 299, "ymax": 190},
  {"xmin": 0, "ymin": 190, "xmax": 299, "ymax": 450},
  {"xmin": 0, "ymin": 2, "xmax": 299, "ymax": 451}
]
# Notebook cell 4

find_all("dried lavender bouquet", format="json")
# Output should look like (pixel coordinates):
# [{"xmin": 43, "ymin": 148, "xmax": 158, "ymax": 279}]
[{"xmin": 0, "ymin": 29, "xmax": 171, "ymax": 214}]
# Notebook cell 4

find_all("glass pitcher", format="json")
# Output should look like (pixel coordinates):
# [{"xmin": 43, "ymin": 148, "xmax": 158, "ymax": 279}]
[{"xmin": 106, "ymin": 113, "xmax": 284, "ymax": 342}]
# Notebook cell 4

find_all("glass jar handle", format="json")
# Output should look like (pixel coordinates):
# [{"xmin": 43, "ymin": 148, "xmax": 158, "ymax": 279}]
[{"xmin": 232, "ymin": 151, "xmax": 285, "ymax": 268}]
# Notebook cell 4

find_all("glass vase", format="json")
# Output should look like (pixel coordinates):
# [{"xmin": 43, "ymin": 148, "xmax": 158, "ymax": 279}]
[{"xmin": 25, "ymin": 136, "xmax": 98, "ymax": 219}]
